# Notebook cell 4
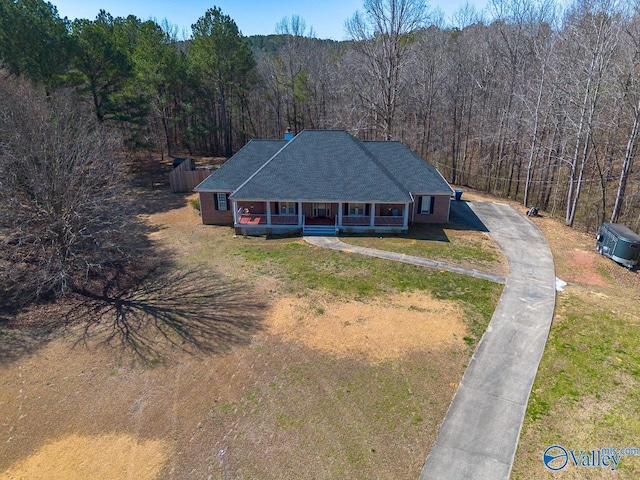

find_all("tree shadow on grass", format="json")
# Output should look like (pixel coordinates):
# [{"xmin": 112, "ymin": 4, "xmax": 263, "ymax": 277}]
[
  {"xmin": 0, "ymin": 296, "xmax": 74, "ymax": 364},
  {"xmin": 65, "ymin": 268, "xmax": 268, "ymax": 363},
  {"xmin": 133, "ymin": 185, "xmax": 192, "ymax": 216},
  {"xmin": 0, "ymin": 320, "xmax": 52, "ymax": 363}
]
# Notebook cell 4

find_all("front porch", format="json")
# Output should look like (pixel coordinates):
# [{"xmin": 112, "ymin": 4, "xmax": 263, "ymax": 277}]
[{"xmin": 234, "ymin": 201, "xmax": 409, "ymax": 235}]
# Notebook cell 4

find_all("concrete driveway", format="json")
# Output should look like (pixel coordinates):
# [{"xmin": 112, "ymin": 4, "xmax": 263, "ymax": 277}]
[{"xmin": 419, "ymin": 201, "xmax": 556, "ymax": 479}]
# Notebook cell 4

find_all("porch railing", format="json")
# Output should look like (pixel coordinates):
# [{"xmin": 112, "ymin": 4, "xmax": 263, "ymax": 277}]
[
  {"xmin": 271, "ymin": 215, "xmax": 298, "ymax": 225},
  {"xmin": 342, "ymin": 216, "xmax": 370, "ymax": 226},
  {"xmin": 237, "ymin": 213, "xmax": 299, "ymax": 226},
  {"xmin": 341, "ymin": 216, "xmax": 404, "ymax": 227},
  {"xmin": 374, "ymin": 216, "xmax": 404, "ymax": 226},
  {"xmin": 235, "ymin": 210, "xmax": 404, "ymax": 228}
]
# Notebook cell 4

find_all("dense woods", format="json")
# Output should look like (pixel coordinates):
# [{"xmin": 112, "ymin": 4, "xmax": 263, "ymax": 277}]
[{"xmin": 1, "ymin": 0, "xmax": 640, "ymax": 237}]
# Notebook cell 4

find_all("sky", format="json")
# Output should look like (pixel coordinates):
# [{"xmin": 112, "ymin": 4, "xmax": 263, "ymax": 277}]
[{"xmin": 51, "ymin": 0, "xmax": 490, "ymax": 41}]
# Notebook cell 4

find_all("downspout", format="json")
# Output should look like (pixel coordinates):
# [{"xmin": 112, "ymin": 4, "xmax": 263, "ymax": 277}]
[{"xmin": 410, "ymin": 192, "xmax": 416, "ymax": 224}]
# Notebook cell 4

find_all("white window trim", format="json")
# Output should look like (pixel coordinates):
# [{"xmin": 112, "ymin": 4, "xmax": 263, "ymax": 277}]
[
  {"xmin": 217, "ymin": 193, "xmax": 228, "ymax": 211},
  {"xmin": 420, "ymin": 196, "xmax": 432, "ymax": 215}
]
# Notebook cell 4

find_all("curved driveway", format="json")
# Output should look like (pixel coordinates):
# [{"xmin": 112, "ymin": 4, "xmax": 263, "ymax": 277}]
[
  {"xmin": 305, "ymin": 200, "xmax": 556, "ymax": 479},
  {"xmin": 419, "ymin": 202, "xmax": 556, "ymax": 479}
]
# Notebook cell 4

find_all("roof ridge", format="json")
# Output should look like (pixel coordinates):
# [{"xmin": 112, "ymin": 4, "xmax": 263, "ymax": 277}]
[
  {"xmin": 356, "ymin": 137, "xmax": 413, "ymax": 198},
  {"xmin": 194, "ymin": 139, "xmax": 286, "ymax": 192},
  {"xmin": 230, "ymin": 136, "xmax": 295, "ymax": 197}
]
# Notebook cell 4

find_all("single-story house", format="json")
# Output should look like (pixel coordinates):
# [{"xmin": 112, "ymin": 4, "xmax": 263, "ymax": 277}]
[{"xmin": 194, "ymin": 129, "xmax": 453, "ymax": 236}]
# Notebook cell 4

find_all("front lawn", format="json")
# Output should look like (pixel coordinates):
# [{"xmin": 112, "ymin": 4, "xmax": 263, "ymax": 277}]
[
  {"xmin": 0, "ymin": 191, "xmax": 504, "ymax": 480},
  {"xmin": 340, "ymin": 224, "xmax": 507, "ymax": 277}
]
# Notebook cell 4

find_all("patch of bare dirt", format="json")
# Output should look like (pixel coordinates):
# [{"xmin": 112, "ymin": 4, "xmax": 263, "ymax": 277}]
[
  {"xmin": 564, "ymin": 248, "xmax": 608, "ymax": 286},
  {"xmin": 2, "ymin": 434, "xmax": 168, "ymax": 480},
  {"xmin": 532, "ymin": 214, "xmax": 640, "ymax": 293},
  {"xmin": 267, "ymin": 292, "xmax": 465, "ymax": 363}
]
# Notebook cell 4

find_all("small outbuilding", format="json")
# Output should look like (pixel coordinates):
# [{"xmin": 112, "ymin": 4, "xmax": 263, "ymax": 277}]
[{"xmin": 596, "ymin": 222, "xmax": 640, "ymax": 269}]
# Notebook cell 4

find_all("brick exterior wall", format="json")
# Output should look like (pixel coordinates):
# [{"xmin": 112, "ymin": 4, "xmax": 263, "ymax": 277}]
[
  {"xmin": 412, "ymin": 194, "xmax": 450, "ymax": 224},
  {"xmin": 199, "ymin": 192, "xmax": 233, "ymax": 225},
  {"xmin": 199, "ymin": 193, "xmax": 450, "ymax": 227}
]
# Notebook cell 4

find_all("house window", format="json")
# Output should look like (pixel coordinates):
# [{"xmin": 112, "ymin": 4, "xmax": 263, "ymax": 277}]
[
  {"xmin": 279, "ymin": 202, "xmax": 296, "ymax": 214},
  {"xmin": 349, "ymin": 203, "xmax": 366, "ymax": 216},
  {"xmin": 419, "ymin": 196, "xmax": 434, "ymax": 215},
  {"xmin": 216, "ymin": 193, "xmax": 228, "ymax": 211}
]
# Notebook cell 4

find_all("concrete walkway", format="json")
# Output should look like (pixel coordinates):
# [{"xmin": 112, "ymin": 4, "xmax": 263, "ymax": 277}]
[
  {"xmin": 303, "ymin": 236, "xmax": 506, "ymax": 284},
  {"xmin": 304, "ymin": 200, "xmax": 556, "ymax": 479},
  {"xmin": 419, "ymin": 202, "xmax": 556, "ymax": 479}
]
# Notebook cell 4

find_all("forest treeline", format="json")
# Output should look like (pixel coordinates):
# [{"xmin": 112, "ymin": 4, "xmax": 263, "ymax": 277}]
[{"xmin": 1, "ymin": 0, "xmax": 640, "ymax": 232}]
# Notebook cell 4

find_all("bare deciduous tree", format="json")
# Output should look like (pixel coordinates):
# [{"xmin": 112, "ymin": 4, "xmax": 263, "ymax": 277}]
[
  {"xmin": 346, "ymin": 0, "xmax": 429, "ymax": 140},
  {"xmin": 275, "ymin": 15, "xmax": 316, "ymax": 134},
  {"xmin": 561, "ymin": 0, "xmax": 624, "ymax": 226},
  {"xmin": 0, "ymin": 78, "xmax": 148, "ymax": 309}
]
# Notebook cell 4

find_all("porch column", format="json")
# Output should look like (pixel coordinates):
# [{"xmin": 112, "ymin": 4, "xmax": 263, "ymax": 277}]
[
  {"xmin": 338, "ymin": 202, "xmax": 343, "ymax": 227},
  {"xmin": 232, "ymin": 200, "xmax": 238, "ymax": 224},
  {"xmin": 403, "ymin": 202, "xmax": 409, "ymax": 228},
  {"xmin": 298, "ymin": 201, "xmax": 303, "ymax": 226},
  {"xmin": 266, "ymin": 201, "xmax": 272, "ymax": 226},
  {"xmin": 370, "ymin": 203, "xmax": 375, "ymax": 227}
]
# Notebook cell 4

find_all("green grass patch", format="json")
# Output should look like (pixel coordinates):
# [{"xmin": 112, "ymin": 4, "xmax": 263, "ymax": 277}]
[
  {"xmin": 513, "ymin": 289, "xmax": 640, "ymax": 477},
  {"xmin": 341, "ymin": 225, "xmax": 500, "ymax": 265},
  {"xmin": 527, "ymin": 295, "xmax": 640, "ymax": 416},
  {"xmin": 188, "ymin": 197, "xmax": 200, "ymax": 211},
  {"xmin": 235, "ymin": 237, "xmax": 502, "ymax": 344}
]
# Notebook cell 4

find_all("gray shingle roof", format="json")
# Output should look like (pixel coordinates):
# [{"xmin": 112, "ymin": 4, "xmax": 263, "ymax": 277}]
[
  {"xmin": 361, "ymin": 141, "xmax": 453, "ymax": 194},
  {"xmin": 197, "ymin": 130, "xmax": 452, "ymax": 203},
  {"xmin": 231, "ymin": 130, "xmax": 413, "ymax": 202},
  {"xmin": 194, "ymin": 139, "xmax": 287, "ymax": 192}
]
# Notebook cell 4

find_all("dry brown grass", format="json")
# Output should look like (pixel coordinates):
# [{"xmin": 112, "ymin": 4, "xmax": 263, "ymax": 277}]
[
  {"xmin": 0, "ymin": 188, "xmax": 494, "ymax": 480},
  {"xmin": 267, "ymin": 292, "xmax": 465, "ymax": 363},
  {"xmin": 5, "ymin": 184, "xmax": 637, "ymax": 479},
  {"xmin": 2, "ymin": 434, "xmax": 168, "ymax": 480}
]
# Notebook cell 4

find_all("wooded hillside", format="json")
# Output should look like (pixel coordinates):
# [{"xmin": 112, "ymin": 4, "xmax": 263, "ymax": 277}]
[{"xmin": 1, "ymin": 0, "xmax": 639, "ymax": 232}]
